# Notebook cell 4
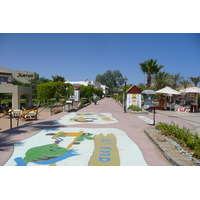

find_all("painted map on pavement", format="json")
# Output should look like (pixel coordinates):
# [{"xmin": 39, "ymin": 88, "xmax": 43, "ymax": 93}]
[
  {"xmin": 3, "ymin": 128, "xmax": 148, "ymax": 166},
  {"xmin": 54, "ymin": 112, "xmax": 118, "ymax": 125}
]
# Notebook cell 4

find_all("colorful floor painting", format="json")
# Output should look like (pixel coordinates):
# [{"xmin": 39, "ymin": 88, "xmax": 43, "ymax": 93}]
[
  {"xmin": 3, "ymin": 128, "xmax": 148, "ymax": 166},
  {"xmin": 54, "ymin": 112, "xmax": 118, "ymax": 125}
]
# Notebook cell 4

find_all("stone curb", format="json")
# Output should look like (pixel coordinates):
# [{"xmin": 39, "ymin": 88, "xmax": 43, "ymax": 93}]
[{"xmin": 144, "ymin": 126, "xmax": 198, "ymax": 166}]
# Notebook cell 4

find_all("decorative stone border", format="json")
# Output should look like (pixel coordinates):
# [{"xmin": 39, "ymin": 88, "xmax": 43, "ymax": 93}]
[
  {"xmin": 128, "ymin": 110, "xmax": 149, "ymax": 115},
  {"xmin": 116, "ymin": 100, "xmax": 149, "ymax": 114}
]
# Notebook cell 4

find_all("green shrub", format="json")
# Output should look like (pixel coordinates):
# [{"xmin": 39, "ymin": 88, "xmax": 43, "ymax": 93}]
[
  {"xmin": 128, "ymin": 105, "xmax": 142, "ymax": 111},
  {"xmin": 155, "ymin": 122, "xmax": 200, "ymax": 159},
  {"xmin": 115, "ymin": 97, "xmax": 122, "ymax": 104},
  {"xmin": 80, "ymin": 98, "xmax": 90, "ymax": 104},
  {"xmin": 113, "ymin": 95, "xmax": 118, "ymax": 99}
]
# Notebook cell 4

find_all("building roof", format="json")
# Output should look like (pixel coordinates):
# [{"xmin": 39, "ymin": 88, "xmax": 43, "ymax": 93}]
[{"xmin": 126, "ymin": 85, "xmax": 141, "ymax": 94}]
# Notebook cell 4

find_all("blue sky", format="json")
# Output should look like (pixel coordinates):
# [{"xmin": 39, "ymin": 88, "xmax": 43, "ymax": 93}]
[{"xmin": 0, "ymin": 33, "xmax": 200, "ymax": 86}]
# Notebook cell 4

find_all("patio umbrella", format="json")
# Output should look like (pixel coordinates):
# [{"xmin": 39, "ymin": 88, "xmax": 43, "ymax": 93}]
[
  {"xmin": 142, "ymin": 90, "xmax": 156, "ymax": 95},
  {"xmin": 156, "ymin": 86, "xmax": 180, "ymax": 95},
  {"xmin": 179, "ymin": 86, "xmax": 200, "ymax": 94}
]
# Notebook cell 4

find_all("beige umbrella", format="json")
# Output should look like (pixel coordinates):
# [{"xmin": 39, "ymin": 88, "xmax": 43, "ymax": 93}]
[
  {"xmin": 156, "ymin": 86, "xmax": 180, "ymax": 110},
  {"xmin": 156, "ymin": 86, "xmax": 180, "ymax": 95},
  {"xmin": 179, "ymin": 86, "xmax": 200, "ymax": 94}
]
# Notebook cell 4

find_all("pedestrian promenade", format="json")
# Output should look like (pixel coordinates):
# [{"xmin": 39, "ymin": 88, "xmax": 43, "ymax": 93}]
[{"xmin": 1, "ymin": 98, "xmax": 199, "ymax": 166}]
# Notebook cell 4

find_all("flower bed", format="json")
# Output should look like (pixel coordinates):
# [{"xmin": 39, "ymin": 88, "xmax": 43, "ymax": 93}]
[{"xmin": 155, "ymin": 122, "xmax": 200, "ymax": 159}]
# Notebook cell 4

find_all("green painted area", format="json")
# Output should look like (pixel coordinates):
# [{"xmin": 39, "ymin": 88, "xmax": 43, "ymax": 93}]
[
  {"xmin": 23, "ymin": 144, "xmax": 68, "ymax": 163},
  {"xmin": 76, "ymin": 135, "xmax": 94, "ymax": 142}
]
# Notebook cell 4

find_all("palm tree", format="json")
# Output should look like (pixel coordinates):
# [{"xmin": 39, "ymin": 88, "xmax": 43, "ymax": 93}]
[
  {"xmin": 152, "ymin": 71, "xmax": 171, "ymax": 90},
  {"xmin": 188, "ymin": 76, "xmax": 200, "ymax": 87},
  {"xmin": 170, "ymin": 73, "xmax": 184, "ymax": 89},
  {"xmin": 139, "ymin": 58, "xmax": 164, "ymax": 90},
  {"xmin": 52, "ymin": 75, "xmax": 65, "ymax": 82},
  {"xmin": 37, "ymin": 77, "xmax": 50, "ymax": 84},
  {"xmin": 180, "ymin": 80, "xmax": 190, "ymax": 89}
]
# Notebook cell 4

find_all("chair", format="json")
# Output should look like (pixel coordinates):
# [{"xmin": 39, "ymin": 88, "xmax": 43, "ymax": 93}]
[
  {"xmin": 170, "ymin": 103, "xmax": 176, "ymax": 111},
  {"xmin": 2, "ymin": 110, "xmax": 10, "ymax": 118}
]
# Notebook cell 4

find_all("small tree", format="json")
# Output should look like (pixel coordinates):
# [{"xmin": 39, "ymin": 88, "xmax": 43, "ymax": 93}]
[
  {"xmin": 93, "ymin": 87, "xmax": 104, "ymax": 98},
  {"xmin": 80, "ymin": 85, "xmax": 103, "ymax": 99},
  {"xmin": 52, "ymin": 75, "xmax": 65, "ymax": 82},
  {"xmin": 54, "ymin": 82, "xmax": 68, "ymax": 102},
  {"xmin": 37, "ymin": 82, "xmax": 56, "ymax": 102}
]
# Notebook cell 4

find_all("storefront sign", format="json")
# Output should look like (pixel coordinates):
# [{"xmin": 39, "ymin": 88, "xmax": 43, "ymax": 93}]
[
  {"xmin": 17, "ymin": 73, "xmax": 34, "ymax": 78},
  {"xmin": 13, "ymin": 70, "xmax": 38, "ymax": 83}
]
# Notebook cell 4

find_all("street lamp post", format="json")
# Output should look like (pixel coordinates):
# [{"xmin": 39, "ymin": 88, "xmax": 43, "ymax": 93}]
[{"xmin": 123, "ymin": 76, "xmax": 128, "ymax": 113}]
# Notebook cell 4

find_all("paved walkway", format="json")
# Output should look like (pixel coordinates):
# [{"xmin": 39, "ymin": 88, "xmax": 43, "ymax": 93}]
[
  {"xmin": 155, "ymin": 109, "xmax": 200, "ymax": 135},
  {"xmin": 1, "ymin": 98, "xmax": 199, "ymax": 166}
]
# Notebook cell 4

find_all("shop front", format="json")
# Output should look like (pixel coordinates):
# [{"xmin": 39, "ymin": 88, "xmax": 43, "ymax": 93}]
[{"xmin": 179, "ymin": 87, "xmax": 200, "ymax": 112}]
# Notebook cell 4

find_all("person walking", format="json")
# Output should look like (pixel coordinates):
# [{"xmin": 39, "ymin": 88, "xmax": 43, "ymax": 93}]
[{"xmin": 93, "ymin": 95, "xmax": 97, "ymax": 105}]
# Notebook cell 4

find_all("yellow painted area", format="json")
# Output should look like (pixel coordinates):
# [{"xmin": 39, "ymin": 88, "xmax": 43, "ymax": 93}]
[
  {"xmin": 88, "ymin": 133, "xmax": 120, "ymax": 166},
  {"xmin": 69, "ymin": 117, "xmax": 87, "ymax": 122},
  {"xmin": 52, "ymin": 131, "xmax": 66, "ymax": 139},
  {"xmin": 52, "ymin": 131, "xmax": 84, "ymax": 149},
  {"xmin": 101, "ymin": 116, "xmax": 114, "ymax": 121},
  {"xmin": 66, "ymin": 131, "xmax": 84, "ymax": 149},
  {"xmin": 49, "ymin": 163, "xmax": 56, "ymax": 166}
]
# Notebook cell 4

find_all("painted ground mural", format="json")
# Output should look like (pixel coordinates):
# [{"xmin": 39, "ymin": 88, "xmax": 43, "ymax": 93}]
[
  {"xmin": 54, "ymin": 112, "xmax": 118, "ymax": 125},
  {"xmin": 3, "ymin": 128, "xmax": 148, "ymax": 166},
  {"xmin": 3, "ymin": 113, "xmax": 148, "ymax": 166}
]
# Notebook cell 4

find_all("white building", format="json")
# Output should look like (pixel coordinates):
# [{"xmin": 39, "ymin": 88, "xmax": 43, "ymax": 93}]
[{"xmin": 65, "ymin": 80, "xmax": 109, "ymax": 94}]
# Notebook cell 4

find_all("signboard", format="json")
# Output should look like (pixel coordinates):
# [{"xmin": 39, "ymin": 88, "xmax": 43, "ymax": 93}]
[
  {"xmin": 126, "ymin": 93, "xmax": 141, "ymax": 108},
  {"xmin": 73, "ymin": 84, "xmax": 80, "ymax": 102},
  {"xmin": 73, "ymin": 84, "xmax": 80, "ymax": 90},
  {"xmin": 13, "ymin": 70, "xmax": 38, "ymax": 83},
  {"xmin": 132, "ymin": 94, "xmax": 137, "ymax": 105},
  {"xmin": 66, "ymin": 100, "xmax": 73, "ymax": 104},
  {"xmin": 74, "ymin": 86, "xmax": 80, "ymax": 90},
  {"xmin": 74, "ymin": 89, "xmax": 80, "ymax": 102}
]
